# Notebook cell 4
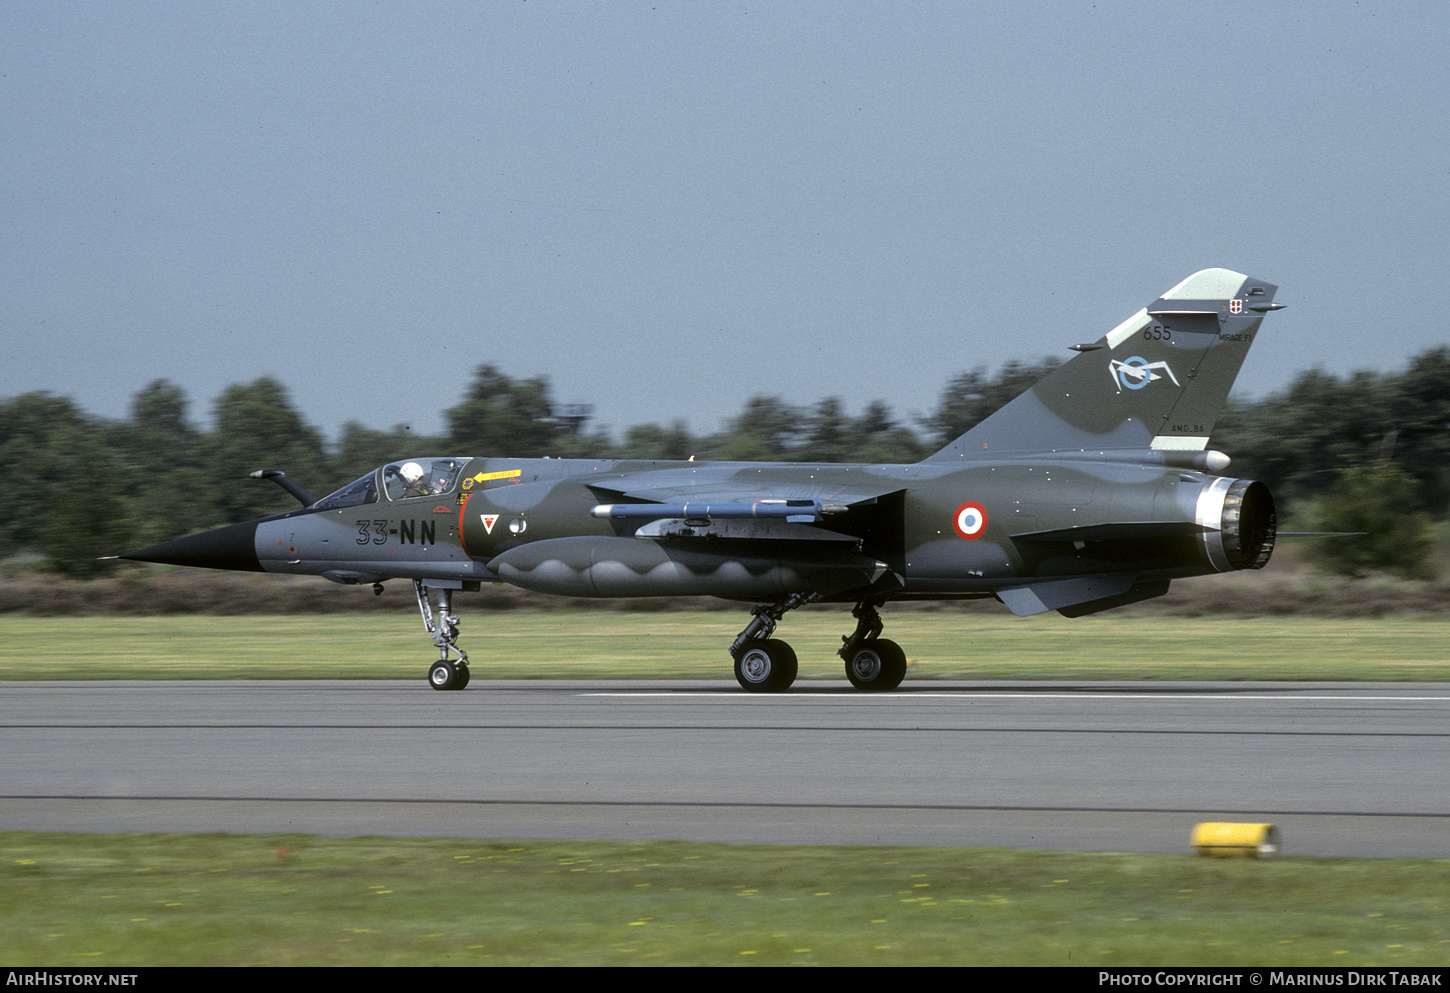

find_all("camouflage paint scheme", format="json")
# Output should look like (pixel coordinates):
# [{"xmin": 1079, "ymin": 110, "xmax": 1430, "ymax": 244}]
[{"xmin": 121, "ymin": 269, "xmax": 1283, "ymax": 692}]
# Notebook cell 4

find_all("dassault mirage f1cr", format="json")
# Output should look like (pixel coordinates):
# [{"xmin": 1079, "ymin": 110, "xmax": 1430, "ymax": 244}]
[{"xmin": 119, "ymin": 269, "xmax": 1285, "ymax": 692}]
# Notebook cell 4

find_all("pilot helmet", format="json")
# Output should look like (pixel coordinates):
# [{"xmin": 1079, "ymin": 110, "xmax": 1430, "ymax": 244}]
[{"xmin": 400, "ymin": 462, "xmax": 425, "ymax": 484}]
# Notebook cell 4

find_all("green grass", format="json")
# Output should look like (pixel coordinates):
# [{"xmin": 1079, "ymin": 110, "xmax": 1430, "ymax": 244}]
[
  {"xmin": 1, "ymin": 612, "xmax": 1447, "ymax": 681},
  {"xmin": 3, "ymin": 833, "xmax": 1448, "ymax": 966}
]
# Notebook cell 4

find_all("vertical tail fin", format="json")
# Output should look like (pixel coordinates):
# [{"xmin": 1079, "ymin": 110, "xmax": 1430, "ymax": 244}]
[{"xmin": 925, "ymin": 268, "xmax": 1281, "ymax": 461}]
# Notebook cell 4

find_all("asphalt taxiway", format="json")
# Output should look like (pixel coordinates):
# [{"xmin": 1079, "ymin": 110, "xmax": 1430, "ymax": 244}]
[{"xmin": 2, "ymin": 679, "xmax": 1447, "ymax": 857}]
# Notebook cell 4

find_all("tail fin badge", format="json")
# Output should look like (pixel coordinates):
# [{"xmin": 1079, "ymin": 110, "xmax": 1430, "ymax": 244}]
[{"xmin": 1111, "ymin": 356, "xmax": 1180, "ymax": 393}]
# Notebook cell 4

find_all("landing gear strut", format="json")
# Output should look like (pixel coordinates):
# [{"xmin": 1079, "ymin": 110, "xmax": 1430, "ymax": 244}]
[
  {"xmin": 838, "ymin": 598, "xmax": 906, "ymax": 691},
  {"xmin": 729, "ymin": 592, "xmax": 819, "ymax": 692},
  {"xmin": 415, "ymin": 580, "xmax": 470, "ymax": 691},
  {"xmin": 728, "ymin": 594, "xmax": 908, "ymax": 692}
]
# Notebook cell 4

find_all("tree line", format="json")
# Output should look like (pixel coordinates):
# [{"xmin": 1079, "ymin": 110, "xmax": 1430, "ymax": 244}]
[{"xmin": 3, "ymin": 349, "xmax": 1446, "ymax": 578}]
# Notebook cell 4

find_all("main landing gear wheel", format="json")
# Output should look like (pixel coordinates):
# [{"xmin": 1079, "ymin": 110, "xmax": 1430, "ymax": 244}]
[
  {"xmin": 429, "ymin": 660, "xmax": 469, "ymax": 691},
  {"xmin": 733, "ymin": 639, "xmax": 798, "ymax": 693},
  {"xmin": 845, "ymin": 638, "xmax": 906, "ymax": 691},
  {"xmin": 727, "ymin": 593, "xmax": 819, "ymax": 693}
]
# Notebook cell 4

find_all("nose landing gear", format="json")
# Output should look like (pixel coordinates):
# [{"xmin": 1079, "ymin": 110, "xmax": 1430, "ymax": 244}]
[{"xmin": 415, "ymin": 579, "xmax": 471, "ymax": 691}]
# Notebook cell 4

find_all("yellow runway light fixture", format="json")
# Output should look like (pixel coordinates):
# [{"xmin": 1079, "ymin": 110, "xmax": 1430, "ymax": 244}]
[{"xmin": 1191, "ymin": 822, "xmax": 1280, "ymax": 858}]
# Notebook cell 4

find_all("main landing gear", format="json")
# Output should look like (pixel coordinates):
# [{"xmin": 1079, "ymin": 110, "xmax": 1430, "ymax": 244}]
[
  {"xmin": 728, "ymin": 595, "xmax": 907, "ymax": 693},
  {"xmin": 416, "ymin": 580, "xmax": 471, "ymax": 691},
  {"xmin": 839, "ymin": 599, "xmax": 907, "ymax": 692}
]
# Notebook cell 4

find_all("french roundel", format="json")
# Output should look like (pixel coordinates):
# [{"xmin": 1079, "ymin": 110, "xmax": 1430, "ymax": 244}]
[{"xmin": 953, "ymin": 502, "xmax": 987, "ymax": 540}]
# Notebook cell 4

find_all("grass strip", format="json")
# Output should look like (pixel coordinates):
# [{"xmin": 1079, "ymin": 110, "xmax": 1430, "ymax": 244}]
[
  {"xmin": 1, "ymin": 613, "xmax": 1448, "ymax": 682},
  {"xmin": 3, "ymin": 832, "xmax": 1448, "ymax": 967}
]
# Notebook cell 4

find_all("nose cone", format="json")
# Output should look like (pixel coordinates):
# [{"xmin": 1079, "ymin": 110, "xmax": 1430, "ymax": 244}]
[{"xmin": 119, "ymin": 519, "xmax": 263, "ymax": 572}]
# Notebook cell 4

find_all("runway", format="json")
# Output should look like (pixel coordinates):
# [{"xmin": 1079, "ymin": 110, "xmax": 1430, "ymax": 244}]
[{"xmin": 2, "ymin": 679, "xmax": 1448, "ymax": 857}]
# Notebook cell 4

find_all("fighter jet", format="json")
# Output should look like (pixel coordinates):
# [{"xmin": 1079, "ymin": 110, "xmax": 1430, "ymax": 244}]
[{"xmin": 120, "ymin": 268, "xmax": 1285, "ymax": 692}]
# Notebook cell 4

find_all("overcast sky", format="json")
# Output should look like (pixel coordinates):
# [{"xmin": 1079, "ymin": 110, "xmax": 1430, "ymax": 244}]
[{"xmin": 4, "ymin": 1, "xmax": 1447, "ymax": 445}]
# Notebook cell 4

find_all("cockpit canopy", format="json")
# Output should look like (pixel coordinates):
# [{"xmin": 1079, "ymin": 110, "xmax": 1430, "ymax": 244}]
[{"xmin": 312, "ymin": 457, "xmax": 470, "ymax": 510}]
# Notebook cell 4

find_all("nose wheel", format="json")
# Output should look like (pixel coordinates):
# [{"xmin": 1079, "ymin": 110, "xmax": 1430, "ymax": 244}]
[{"xmin": 429, "ymin": 659, "xmax": 471, "ymax": 691}]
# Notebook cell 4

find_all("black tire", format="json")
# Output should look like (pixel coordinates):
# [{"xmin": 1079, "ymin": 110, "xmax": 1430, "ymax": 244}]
[
  {"xmin": 429, "ymin": 660, "xmax": 459, "ymax": 691},
  {"xmin": 845, "ymin": 638, "xmax": 907, "ymax": 691},
  {"xmin": 454, "ymin": 663, "xmax": 471, "ymax": 690},
  {"xmin": 733, "ymin": 639, "xmax": 798, "ymax": 692}
]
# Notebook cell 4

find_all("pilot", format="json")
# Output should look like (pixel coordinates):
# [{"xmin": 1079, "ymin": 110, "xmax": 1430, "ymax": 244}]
[{"xmin": 399, "ymin": 462, "xmax": 431, "ymax": 498}]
